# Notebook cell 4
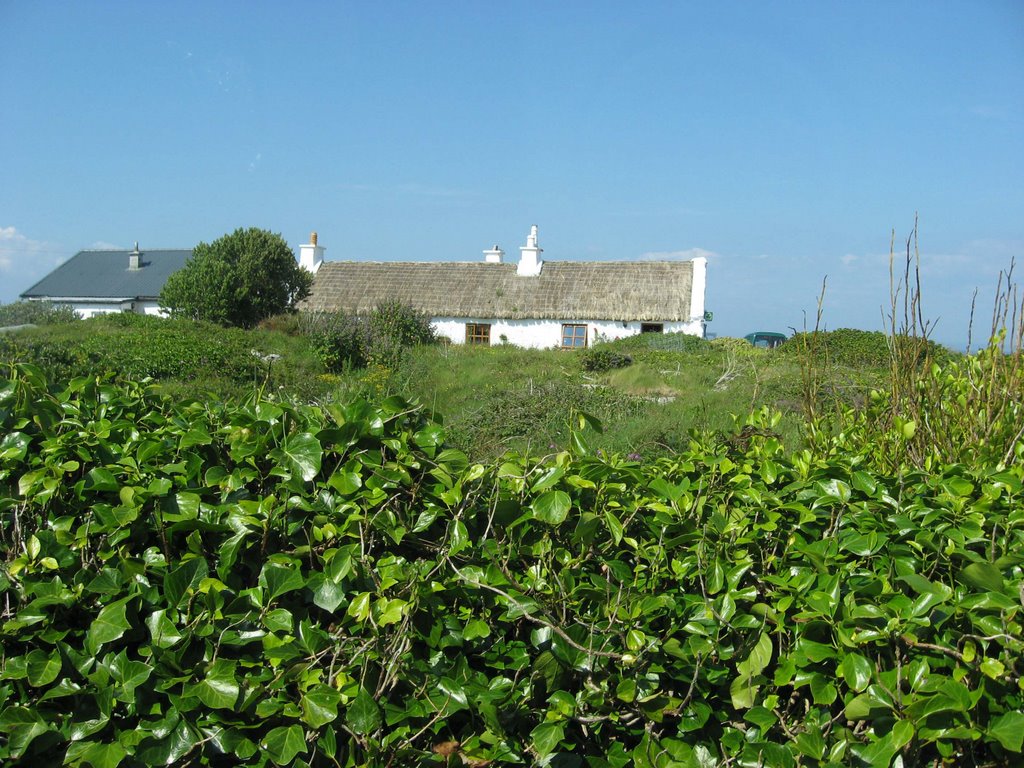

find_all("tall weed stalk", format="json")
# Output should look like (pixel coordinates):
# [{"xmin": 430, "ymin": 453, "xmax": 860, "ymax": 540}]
[{"xmin": 809, "ymin": 218, "xmax": 1024, "ymax": 471}]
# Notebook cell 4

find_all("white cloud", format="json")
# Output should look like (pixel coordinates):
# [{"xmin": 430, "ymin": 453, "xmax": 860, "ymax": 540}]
[
  {"xmin": 0, "ymin": 226, "xmax": 68, "ymax": 303},
  {"xmin": 638, "ymin": 247, "xmax": 720, "ymax": 262},
  {"xmin": 0, "ymin": 226, "xmax": 42, "ymax": 273},
  {"xmin": 89, "ymin": 241, "xmax": 122, "ymax": 251}
]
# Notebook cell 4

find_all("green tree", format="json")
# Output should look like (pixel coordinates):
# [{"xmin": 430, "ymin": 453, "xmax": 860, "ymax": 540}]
[{"xmin": 160, "ymin": 227, "xmax": 313, "ymax": 328}]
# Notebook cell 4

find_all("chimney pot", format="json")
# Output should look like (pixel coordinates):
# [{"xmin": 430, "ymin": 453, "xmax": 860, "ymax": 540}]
[
  {"xmin": 517, "ymin": 225, "xmax": 543, "ymax": 276},
  {"xmin": 299, "ymin": 231, "xmax": 325, "ymax": 273},
  {"xmin": 129, "ymin": 243, "xmax": 142, "ymax": 271}
]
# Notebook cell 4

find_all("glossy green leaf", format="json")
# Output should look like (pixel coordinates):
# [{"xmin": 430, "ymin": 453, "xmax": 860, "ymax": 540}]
[
  {"xmin": 260, "ymin": 562, "xmax": 305, "ymax": 602},
  {"xmin": 328, "ymin": 470, "xmax": 361, "ymax": 495},
  {"xmin": 85, "ymin": 598, "xmax": 131, "ymax": 652},
  {"xmin": 26, "ymin": 648, "xmax": 62, "ymax": 687},
  {"xmin": 164, "ymin": 557, "xmax": 208, "ymax": 609},
  {"xmin": 271, "ymin": 432, "xmax": 322, "ymax": 482},
  {"xmin": 988, "ymin": 711, "xmax": 1024, "ymax": 752},
  {"xmin": 532, "ymin": 490, "xmax": 571, "ymax": 525},
  {"xmin": 959, "ymin": 562, "xmax": 1005, "ymax": 592},
  {"xmin": 189, "ymin": 660, "xmax": 240, "ymax": 709},
  {"xmin": 64, "ymin": 740, "xmax": 127, "ymax": 768},
  {"xmin": 530, "ymin": 722, "xmax": 565, "ymax": 758},
  {"xmin": 262, "ymin": 725, "xmax": 307, "ymax": 766},
  {"xmin": 301, "ymin": 685, "xmax": 342, "ymax": 728},
  {"xmin": 841, "ymin": 652, "xmax": 873, "ymax": 692},
  {"xmin": 347, "ymin": 687, "xmax": 382, "ymax": 735},
  {"xmin": 0, "ymin": 706, "xmax": 51, "ymax": 758},
  {"xmin": 0, "ymin": 431, "xmax": 30, "ymax": 461}
]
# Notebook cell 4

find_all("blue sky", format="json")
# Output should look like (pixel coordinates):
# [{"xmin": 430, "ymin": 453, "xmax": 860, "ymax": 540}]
[{"xmin": 2, "ymin": 1, "xmax": 1021, "ymax": 348}]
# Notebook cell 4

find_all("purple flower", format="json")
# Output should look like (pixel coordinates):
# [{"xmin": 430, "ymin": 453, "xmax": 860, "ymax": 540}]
[{"xmin": 628, "ymin": 452, "xmax": 642, "ymax": 461}]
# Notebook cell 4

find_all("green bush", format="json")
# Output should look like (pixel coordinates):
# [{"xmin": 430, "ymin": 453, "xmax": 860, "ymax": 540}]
[
  {"xmin": 299, "ymin": 312, "xmax": 370, "ymax": 372},
  {"xmin": 580, "ymin": 347, "xmax": 633, "ymax": 372},
  {"xmin": 0, "ymin": 300, "xmax": 78, "ymax": 327},
  {"xmin": 366, "ymin": 300, "xmax": 436, "ymax": 368},
  {"xmin": 2, "ymin": 368, "xmax": 1022, "ymax": 766},
  {"xmin": 781, "ymin": 328, "xmax": 946, "ymax": 368},
  {"xmin": 160, "ymin": 227, "xmax": 312, "ymax": 329},
  {"xmin": 0, "ymin": 315, "xmax": 330, "ymax": 401}
]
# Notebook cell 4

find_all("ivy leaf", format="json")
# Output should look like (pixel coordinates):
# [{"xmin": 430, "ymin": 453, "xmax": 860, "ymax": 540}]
[
  {"xmin": 86, "ymin": 598, "xmax": 131, "ymax": 653},
  {"xmin": 532, "ymin": 490, "xmax": 571, "ymax": 525},
  {"xmin": 988, "ymin": 711, "xmax": 1024, "ymax": 752},
  {"xmin": 270, "ymin": 432, "xmax": 322, "ymax": 482},
  {"xmin": 26, "ymin": 648, "xmax": 62, "ymax": 687},
  {"xmin": 186, "ymin": 660, "xmax": 240, "ymax": 710},
  {"xmin": 346, "ymin": 687, "xmax": 382, "ymax": 735},
  {"xmin": 146, "ymin": 610, "xmax": 185, "ymax": 649},
  {"xmin": 730, "ymin": 672, "xmax": 760, "ymax": 710},
  {"xmin": 530, "ymin": 722, "xmax": 565, "ymax": 758},
  {"xmin": 347, "ymin": 592, "xmax": 372, "ymax": 623},
  {"xmin": 738, "ymin": 632, "xmax": 772, "ymax": 678},
  {"xmin": 0, "ymin": 706, "xmax": 51, "ymax": 758},
  {"xmin": 327, "ymin": 470, "xmax": 361, "ymax": 495},
  {"xmin": 135, "ymin": 721, "xmax": 199, "ymax": 765},
  {"xmin": 64, "ymin": 740, "xmax": 127, "ymax": 768},
  {"xmin": 259, "ymin": 562, "xmax": 305, "ymax": 603},
  {"xmin": 413, "ymin": 424, "xmax": 445, "ymax": 450},
  {"xmin": 310, "ymin": 575, "xmax": 346, "ymax": 613},
  {"xmin": 301, "ymin": 684, "xmax": 342, "ymax": 728},
  {"xmin": 262, "ymin": 724, "xmax": 307, "ymax": 766},
  {"xmin": 374, "ymin": 597, "xmax": 408, "ymax": 626},
  {"xmin": 164, "ymin": 557, "xmax": 208, "ymax": 609},
  {"xmin": 463, "ymin": 618, "xmax": 490, "ymax": 641}
]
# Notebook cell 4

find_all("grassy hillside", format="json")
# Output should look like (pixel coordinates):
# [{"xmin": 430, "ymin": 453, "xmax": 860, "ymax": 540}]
[{"xmin": 1, "ymin": 313, "xmax": 898, "ymax": 461}]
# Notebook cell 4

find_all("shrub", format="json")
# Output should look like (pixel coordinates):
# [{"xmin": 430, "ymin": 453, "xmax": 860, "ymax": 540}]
[
  {"xmin": 580, "ymin": 347, "xmax": 633, "ymax": 372},
  {"xmin": 366, "ymin": 300, "xmax": 436, "ymax": 367},
  {"xmin": 160, "ymin": 227, "xmax": 312, "ymax": 328},
  {"xmin": 781, "ymin": 328, "xmax": 946, "ymax": 369},
  {"xmin": 0, "ymin": 300, "xmax": 78, "ymax": 327},
  {"xmin": 2, "ymin": 368, "xmax": 1023, "ymax": 766},
  {"xmin": 299, "ymin": 312, "xmax": 370, "ymax": 372},
  {"xmin": 0, "ymin": 314, "xmax": 255, "ymax": 383}
]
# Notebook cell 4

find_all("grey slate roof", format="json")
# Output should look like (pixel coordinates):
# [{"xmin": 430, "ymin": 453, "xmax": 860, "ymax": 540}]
[
  {"xmin": 21, "ymin": 249, "xmax": 192, "ymax": 301},
  {"xmin": 303, "ymin": 260, "xmax": 696, "ymax": 322}
]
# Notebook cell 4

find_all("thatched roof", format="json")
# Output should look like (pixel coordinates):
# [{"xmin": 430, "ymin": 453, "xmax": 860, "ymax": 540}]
[{"xmin": 303, "ymin": 260, "xmax": 696, "ymax": 322}]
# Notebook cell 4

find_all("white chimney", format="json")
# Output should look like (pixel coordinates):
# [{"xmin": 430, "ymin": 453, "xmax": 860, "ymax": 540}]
[
  {"xmin": 517, "ymin": 225, "xmax": 543, "ymax": 276},
  {"xmin": 128, "ymin": 242, "xmax": 141, "ymax": 271},
  {"xmin": 299, "ymin": 231, "xmax": 325, "ymax": 272},
  {"xmin": 484, "ymin": 244, "xmax": 504, "ymax": 264}
]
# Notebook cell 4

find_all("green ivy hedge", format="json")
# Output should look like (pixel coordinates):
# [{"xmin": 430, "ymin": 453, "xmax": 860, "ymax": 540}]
[{"xmin": 1, "ymin": 366, "xmax": 1022, "ymax": 767}]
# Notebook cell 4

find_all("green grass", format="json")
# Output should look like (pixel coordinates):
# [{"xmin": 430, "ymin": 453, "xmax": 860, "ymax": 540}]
[
  {"xmin": 387, "ymin": 338, "xmax": 860, "ymax": 460},
  {"xmin": 0, "ymin": 315, "xmax": 898, "ymax": 461}
]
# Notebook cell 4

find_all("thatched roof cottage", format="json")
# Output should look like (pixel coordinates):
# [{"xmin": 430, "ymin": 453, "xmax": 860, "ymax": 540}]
[{"xmin": 301, "ymin": 226, "xmax": 708, "ymax": 349}]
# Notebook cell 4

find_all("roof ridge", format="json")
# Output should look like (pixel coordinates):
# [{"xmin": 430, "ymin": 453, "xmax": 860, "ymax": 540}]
[{"xmin": 78, "ymin": 247, "xmax": 191, "ymax": 252}]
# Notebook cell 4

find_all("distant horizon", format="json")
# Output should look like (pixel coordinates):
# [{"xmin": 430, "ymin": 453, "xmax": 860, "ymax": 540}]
[{"xmin": 3, "ymin": 2, "xmax": 1021, "ymax": 351}]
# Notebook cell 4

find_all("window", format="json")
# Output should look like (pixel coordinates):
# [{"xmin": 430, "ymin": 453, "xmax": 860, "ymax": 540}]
[
  {"xmin": 561, "ymin": 324, "xmax": 587, "ymax": 348},
  {"xmin": 465, "ymin": 323, "xmax": 491, "ymax": 345},
  {"xmin": 640, "ymin": 323, "xmax": 664, "ymax": 334}
]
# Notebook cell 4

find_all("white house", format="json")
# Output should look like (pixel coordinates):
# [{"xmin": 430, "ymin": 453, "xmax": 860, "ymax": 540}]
[
  {"xmin": 301, "ymin": 226, "xmax": 708, "ymax": 349},
  {"xmin": 19, "ymin": 244, "xmax": 192, "ymax": 318}
]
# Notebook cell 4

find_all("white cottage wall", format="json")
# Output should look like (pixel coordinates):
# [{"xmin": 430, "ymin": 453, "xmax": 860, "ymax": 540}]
[{"xmin": 431, "ymin": 317, "xmax": 703, "ymax": 349}]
